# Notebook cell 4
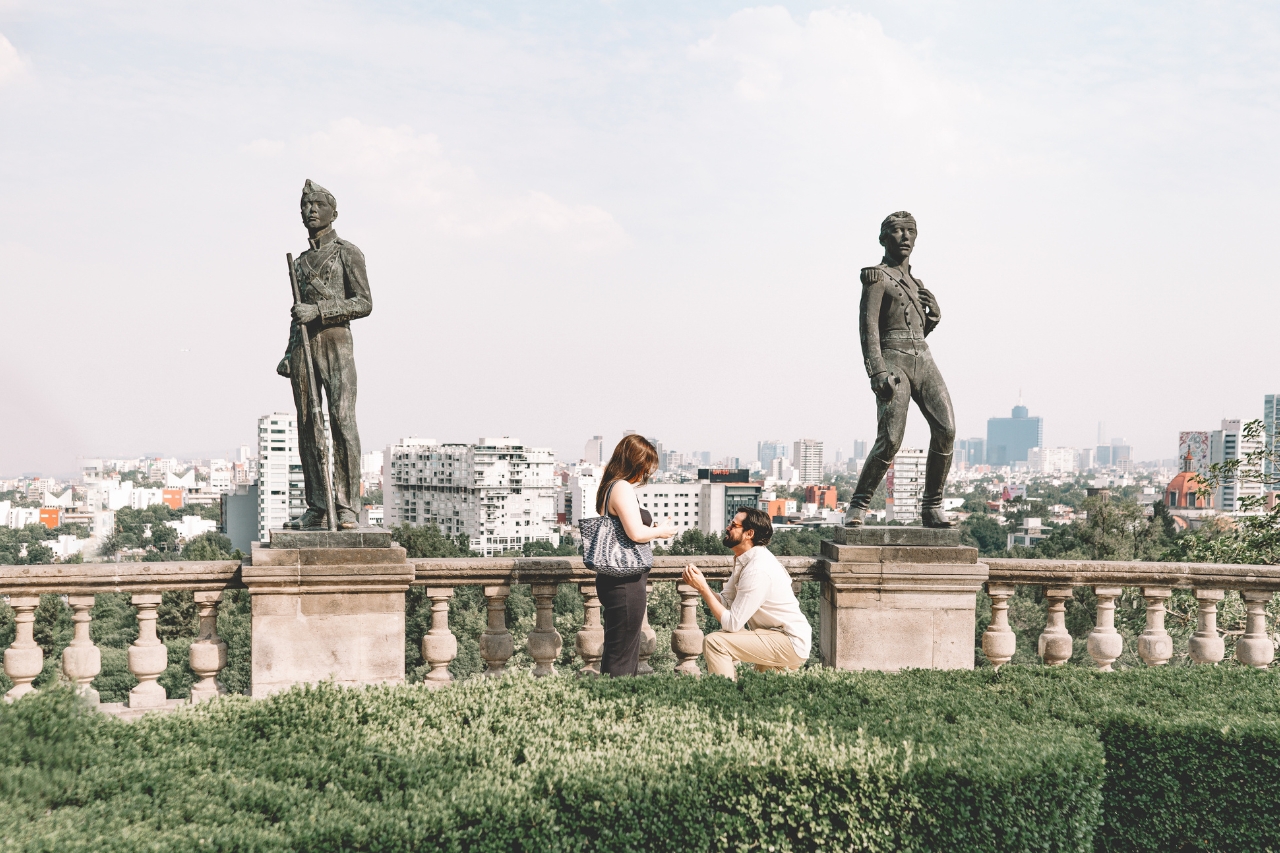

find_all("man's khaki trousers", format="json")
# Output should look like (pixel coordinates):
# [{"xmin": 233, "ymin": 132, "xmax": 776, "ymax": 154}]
[{"xmin": 703, "ymin": 629, "xmax": 805, "ymax": 680}]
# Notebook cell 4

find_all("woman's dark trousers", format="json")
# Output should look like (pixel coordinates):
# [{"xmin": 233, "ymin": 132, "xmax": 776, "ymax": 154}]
[{"xmin": 597, "ymin": 570, "xmax": 650, "ymax": 676}]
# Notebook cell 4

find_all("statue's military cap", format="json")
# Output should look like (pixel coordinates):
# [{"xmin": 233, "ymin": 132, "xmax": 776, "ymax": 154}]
[{"xmin": 301, "ymin": 179, "xmax": 336, "ymax": 206}]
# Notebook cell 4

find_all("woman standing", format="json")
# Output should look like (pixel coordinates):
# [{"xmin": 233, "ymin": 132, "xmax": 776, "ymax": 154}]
[{"xmin": 592, "ymin": 435, "xmax": 677, "ymax": 676}]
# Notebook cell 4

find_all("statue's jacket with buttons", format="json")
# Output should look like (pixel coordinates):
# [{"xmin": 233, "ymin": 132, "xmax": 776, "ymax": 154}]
[{"xmin": 858, "ymin": 262, "xmax": 938, "ymax": 379}]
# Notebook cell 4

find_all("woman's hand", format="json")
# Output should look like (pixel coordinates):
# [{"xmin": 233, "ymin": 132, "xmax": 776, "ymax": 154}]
[{"xmin": 655, "ymin": 520, "xmax": 679, "ymax": 539}]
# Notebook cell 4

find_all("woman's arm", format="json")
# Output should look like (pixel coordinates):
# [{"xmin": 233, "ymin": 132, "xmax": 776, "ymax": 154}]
[{"xmin": 609, "ymin": 480, "xmax": 678, "ymax": 543}]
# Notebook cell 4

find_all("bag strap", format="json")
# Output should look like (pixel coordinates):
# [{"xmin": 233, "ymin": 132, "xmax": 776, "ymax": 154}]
[{"xmin": 600, "ymin": 480, "xmax": 617, "ymax": 518}]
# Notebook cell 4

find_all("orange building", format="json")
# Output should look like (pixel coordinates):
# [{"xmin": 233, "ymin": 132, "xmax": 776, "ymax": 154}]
[
  {"xmin": 1165, "ymin": 452, "xmax": 1213, "ymax": 510},
  {"xmin": 804, "ymin": 484, "xmax": 838, "ymax": 509},
  {"xmin": 38, "ymin": 507, "xmax": 62, "ymax": 529},
  {"xmin": 162, "ymin": 488, "xmax": 185, "ymax": 510}
]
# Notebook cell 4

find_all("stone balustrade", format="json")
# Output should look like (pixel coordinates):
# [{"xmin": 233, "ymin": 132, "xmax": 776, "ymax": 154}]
[
  {"xmin": 983, "ymin": 558, "xmax": 1280, "ymax": 669},
  {"xmin": 5, "ymin": 542, "xmax": 1280, "ymax": 713},
  {"xmin": 0, "ymin": 560, "xmax": 241, "ymax": 712},
  {"xmin": 407, "ymin": 555, "xmax": 819, "ymax": 683}
]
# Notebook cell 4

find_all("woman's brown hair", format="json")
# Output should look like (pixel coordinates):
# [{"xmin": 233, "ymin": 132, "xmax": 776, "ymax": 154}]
[{"xmin": 595, "ymin": 434, "xmax": 660, "ymax": 515}]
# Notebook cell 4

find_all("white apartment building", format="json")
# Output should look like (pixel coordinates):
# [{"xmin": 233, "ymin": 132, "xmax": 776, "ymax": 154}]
[
  {"xmin": 568, "ymin": 464, "xmax": 602, "ymax": 525},
  {"xmin": 1027, "ymin": 447, "xmax": 1078, "ymax": 475},
  {"xmin": 207, "ymin": 460, "xmax": 233, "ymax": 494},
  {"xmin": 793, "ymin": 439, "xmax": 824, "ymax": 485},
  {"xmin": 583, "ymin": 436, "xmax": 605, "ymax": 464},
  {"xmin": 1211, "ymin": 419, "xmax": 1265, "ymax": 513},
  {"xmin": 360, "ymin": 451, "xmax": 384, "ymax": 493},
  {"xmin": 635, "ymin": 482, "xmax": 703, "ymax": 545},
  {"xmin": 258, "ymin": 412, "xmax": 304, "ymax": 541},
  {"xmin": 384, "ymin": 437, "xmax": 559, "ymax": 557},
  {"xmin": 886, "ymin": 448, "xmax": 927, "ymax": 524}
]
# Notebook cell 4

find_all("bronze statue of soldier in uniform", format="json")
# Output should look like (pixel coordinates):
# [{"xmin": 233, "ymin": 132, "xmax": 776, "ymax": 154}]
[
  {"xmin": 276, "ymin": 180, "xmax": 371, "ymax": 530},
  {"xmin": 845, "ymin": 211, "xmax": 956, "ymax": 529}
]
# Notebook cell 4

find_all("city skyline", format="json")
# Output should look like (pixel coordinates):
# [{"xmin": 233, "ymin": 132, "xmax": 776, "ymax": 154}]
[{"xmin": 3, "ymin": 3, "xmax": 1279, "ymax": 475}]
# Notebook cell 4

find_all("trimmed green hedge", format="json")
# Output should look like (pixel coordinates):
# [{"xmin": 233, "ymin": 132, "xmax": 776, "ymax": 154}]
[{"xmin": 2, "ymin": 668, "xmax": 1279, "ymax": 851}]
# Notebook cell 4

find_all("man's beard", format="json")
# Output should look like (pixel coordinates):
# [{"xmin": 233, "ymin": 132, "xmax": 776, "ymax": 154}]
[{"xmin": 722, "ymin": 530, "xmax": 738, "ymax": 548}]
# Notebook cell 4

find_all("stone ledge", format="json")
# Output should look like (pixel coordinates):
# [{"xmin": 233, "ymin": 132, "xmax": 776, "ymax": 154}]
[
  {"xmin": 832, "ymin": 526, "xmax": 961, "ymax": 547},
  {"xmin": 268, "ymin": 528, "xmax": 393, "ymax": 549},
  {"xmin": 821, "ymin": 541, "xmax": 978, "ymax": 564}
]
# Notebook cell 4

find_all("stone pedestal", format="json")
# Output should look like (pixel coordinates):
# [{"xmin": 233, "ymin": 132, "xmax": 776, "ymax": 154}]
[
  {"xmin": 819, "ymin": 527, "xmax": 988, "ymax": 672},
  {"xmin": 244, "ymin": 529, "xmax": 412, "ymax": 698}
]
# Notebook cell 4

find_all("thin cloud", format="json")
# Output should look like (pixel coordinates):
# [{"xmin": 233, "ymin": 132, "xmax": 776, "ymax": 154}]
[
  {"xmin": 290, "ymin": 117, "xmax": 629, "ymax": 250},
  {"xmin": 0, "ymin": 32, "xmax": 25, "ymax": 86}
]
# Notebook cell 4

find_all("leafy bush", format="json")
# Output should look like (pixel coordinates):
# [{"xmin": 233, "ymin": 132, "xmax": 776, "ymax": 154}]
[{"xmin": 13, "ymin": 668, "xmax": 1280, "ymax": 852}]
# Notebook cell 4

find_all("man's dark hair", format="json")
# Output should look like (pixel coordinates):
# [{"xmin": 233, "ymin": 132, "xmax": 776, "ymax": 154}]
[{"xmin": 736, "ymin": 506, "xmax": 773, "ymax": 547}]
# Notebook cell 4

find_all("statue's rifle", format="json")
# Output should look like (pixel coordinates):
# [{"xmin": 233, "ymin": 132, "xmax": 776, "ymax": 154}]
[{"xmin": 286, "ymin": 253, "xmax": 338, "ymax": 533}]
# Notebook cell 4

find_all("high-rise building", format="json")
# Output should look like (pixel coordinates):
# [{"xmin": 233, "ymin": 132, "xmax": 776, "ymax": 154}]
[
  {"xmin": 384, "ymin": 437, "xmax": 559, "ymax": 556},
  {"xmin": 757, "ymin": 440, "xmax": 786, "ymax": 469},
  {"xmin": 986, "ymin": 405, "xmax": 1043, "ymax": 466},
  {"xmin": 886, "ymin": 448, "xmax": 926, "ymax": 524},
  {"xmin": 256, "ymin": 412, "xmax": 303, "ymax": 541},
  {"xmin": 583, "ymin": 436, "xmax": 605, "ymax": 464},
  {"xmin": 1210, "ymin": 420, "xmax": 1264, "ymax": 512},
  {"xmin": 1265, "ymin": 395, "xmax": 1280, "ymax": 483},
  {"xmin": 792, "ymin": 439, "xmax": 824, "ymax": 485},
  {"xmin": 1076, "ymin": 447, "xmax": 1095, "ymax": 470},
  {"xmin": 956, "ymin": 438, "xmax": 985, "ymax": 469},
  {"xmin": 1179, "ymin": 431, "xmax": 1211, "ymax": 478},
  {"xmin": 853, "ymin": 440, "xmax": 868, "ymax": 462},
  {"xmin": 1027, "ymin": 447, "xmax": 1077, "ymax": 475}
]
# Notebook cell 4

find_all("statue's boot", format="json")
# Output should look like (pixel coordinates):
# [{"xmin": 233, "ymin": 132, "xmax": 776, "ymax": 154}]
[
  {"xmin": 338, "ymin": 509, "xmax": 360, "ymax": 530},
  {"xmin": 845, "ymin": 454, "xmax": 891, "ymax": 527},
  {"xmin": 295, "ymin": 508, "xmax": 330, "ymax": 531},
  {"xmin": 920, "ymin": 450, "xmax": 954, "ymax": 529}
]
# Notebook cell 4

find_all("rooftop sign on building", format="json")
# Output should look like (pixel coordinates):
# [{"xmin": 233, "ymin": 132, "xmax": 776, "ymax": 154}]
[{"xmin": 698, "ymin": 468, "xmax": 752, "ymax": 483}]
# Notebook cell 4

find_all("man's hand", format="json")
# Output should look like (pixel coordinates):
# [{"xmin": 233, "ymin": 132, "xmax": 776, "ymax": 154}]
[
  {"xmin": 682, "ymin": 564, "xmax": 709, "ymax": 592},
  {"xmin": 860, "ymin": 267, "xmax": 884, "ymax": 287},
  {"xmin": 870, "ymin": 371, "xmax": 898, "ymax": 401},
  {"xmin": 917, "ymin": 286, "xmax": 941, "ymax": 321},
  {"xmin": 292, "ymin": 303, "xmax": 320, "ymax": 323},
  {"xmin": 276, "ymin": 356, "xmax": 291, "ymax": 378}
]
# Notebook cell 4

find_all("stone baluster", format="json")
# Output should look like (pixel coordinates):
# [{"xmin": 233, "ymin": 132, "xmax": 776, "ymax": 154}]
[
  {"xmin": 637, "ymin": 582, "xmax": 657, "ymax": 675},
  {"xmin": 1188, "ymin": 588, "xmax": 1225, "ymax": 665},
  {"xmin": 1138, "ymin": 587, "xmax": 1173, "ymax": 666},
  {"xmin": 526, "ymin": 584, "xmax": 563, "ymax": 677},
  {"xmin": 62, "ymin": 595, "xmax": 101, "ymax": 704},
  {"xmin": 981, "ymin": 584, "xmax": 1017, "ymax": 668},
  {"xmin": 672, "ymin": 582, "xmax": 705, "ymax": 676},
  {"xmin": 479, "ymin": 585, "xmax": 514, "ymax": 677},
  {"xmin": 1037, "ymin": 586, "xmax": 1074, "ymax": 666},
  {"xmin": 189, "ymin": 591, "xmax": 227, "ymax": 703},
  {"xmin": 1236, "ymin": 591, "xmax": 1275, "ymax": 669},
  {"xmin": 575, "ymin": 583, "xmax": 604, "ymax": 676},
  {"xmin": 127, "ymin": 594, "xmax": 168, "ymax": 708},
  {"xmin": 1086, "ymin": 586, "xmax": 1124, "ymax": 671},
  {"xmin": 421, "ymin": 587, "xmax": 457, "ymax": 686},
  {"xmin": 3, "ymin": 597, "xmax": 42, "ymax": 702}
]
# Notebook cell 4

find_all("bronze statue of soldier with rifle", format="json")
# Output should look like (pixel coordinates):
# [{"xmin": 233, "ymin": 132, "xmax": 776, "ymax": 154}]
[
  {"xmin": 276, "ymin": 179, "xmax": 371, "ymax": 531},
  {"xmin": 845, "ymin": 211, "xmax": 956, "ymax": 529}
]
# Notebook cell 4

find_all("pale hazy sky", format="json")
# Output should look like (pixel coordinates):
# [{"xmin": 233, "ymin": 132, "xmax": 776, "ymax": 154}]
[{"xmin": 2, "ymin": 2, "xmax": 1278, "ymax": 476}]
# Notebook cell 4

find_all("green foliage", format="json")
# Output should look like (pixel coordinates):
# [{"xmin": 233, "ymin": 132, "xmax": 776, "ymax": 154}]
[
  {"xmin": 960, "ymin": 512, "xmax": 1007, "ymax": 555},
  {"xmin": 0, "ymin": 669, "xmax": 1130, "ymax": 852},
  {"xmin": 521, "ymin": 538, "xmax": 579, "ymax": 557},
  {"xmin": 389, "ymin": 523, "xmax": 475, "ymax": 558},
  {"xmin": 180, "ymin": 531, "xmax": 236, "ymax": 561},
  {"xmin": 1165, "ymin": 509, "xmax": 1280, "ymax": 565},
  {"xmin": 653, "ymin": 528, "xmax": 730, "ymax": 556}
]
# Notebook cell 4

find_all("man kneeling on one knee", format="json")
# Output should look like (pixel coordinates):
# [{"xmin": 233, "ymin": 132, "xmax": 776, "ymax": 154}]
[{"xmin": 682, "ymin": 508, "xmax": 811, "ymax": 680}]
